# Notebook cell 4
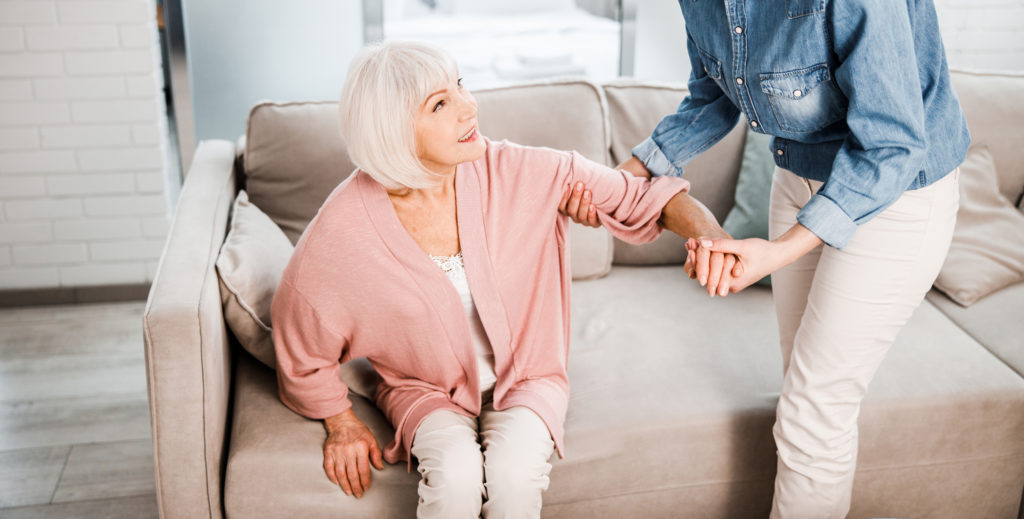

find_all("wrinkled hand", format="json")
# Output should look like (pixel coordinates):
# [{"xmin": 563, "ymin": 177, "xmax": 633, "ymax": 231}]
[
  {"xmin": 323, "ymin": 409, "xmax": 384, "ymax": 498},
  {"xmin": 558, "ymin": 181, "xmax": 600, "ymax": 228},
  {"xmin": 683, "ymin": 236, "xmax": 741, "ymax": 297}
]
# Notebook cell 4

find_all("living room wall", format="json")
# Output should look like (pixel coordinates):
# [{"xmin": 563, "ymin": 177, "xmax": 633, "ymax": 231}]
[{"xmin": 0, "ymin": 0, "xmax": 170, "ymax": 294}]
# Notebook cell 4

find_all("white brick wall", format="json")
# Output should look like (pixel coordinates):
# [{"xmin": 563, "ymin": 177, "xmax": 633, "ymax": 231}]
[
  {"xmin": 936, "ymin": 0, "xmax": 1024, "ymax": 71},
  {"xmin": 0, "ymin": 0, "xmax": 169, "ymax": 290}
]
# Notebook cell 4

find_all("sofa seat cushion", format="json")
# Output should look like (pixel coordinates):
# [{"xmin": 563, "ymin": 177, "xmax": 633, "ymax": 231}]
[
  {"xmin": 225, "ymin": 354, "xmax": 419, "ymax": 519},
  {"xmin": 225, "ymin": 267, "xmax": 1024, "ymax": 518},
  {"xmin": 927, "ymin": 284, "xmax": 1024, "ymax": 379}
]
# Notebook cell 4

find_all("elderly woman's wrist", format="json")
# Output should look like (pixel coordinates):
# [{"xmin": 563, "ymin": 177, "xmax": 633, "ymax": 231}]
[{"xmin": 324, "ymin": 408, "xmax": 359, "ymax": 432}]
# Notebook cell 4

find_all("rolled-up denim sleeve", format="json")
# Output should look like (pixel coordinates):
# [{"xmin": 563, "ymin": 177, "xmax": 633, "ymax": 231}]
[
  {"xmin": 799, "ymin": 0, "xmax": 928, "ymax": 249},
  {"xmin": 632, "ymin": 32, "xmax": 741, "ymax": 178}
]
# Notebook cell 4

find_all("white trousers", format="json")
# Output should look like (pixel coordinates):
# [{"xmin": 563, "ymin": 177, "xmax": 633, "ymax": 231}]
[
  {"xmin": 410, "ymin": 402, "xmax": 555, "ymax": 519},
  {"xmin": 768, "ymin": 167, "xmax": 959, "ymax": 519}
]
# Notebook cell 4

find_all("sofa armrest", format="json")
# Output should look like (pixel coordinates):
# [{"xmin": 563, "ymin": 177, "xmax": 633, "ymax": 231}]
[{"xmin": 144, "ymin": 140, "xmax": 237, "ymax": 519}]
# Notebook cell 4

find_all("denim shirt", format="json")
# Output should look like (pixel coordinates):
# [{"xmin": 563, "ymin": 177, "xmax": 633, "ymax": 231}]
[{"xmin": 633, "ymin": 0, "xmax": 970, "ymax": 248}]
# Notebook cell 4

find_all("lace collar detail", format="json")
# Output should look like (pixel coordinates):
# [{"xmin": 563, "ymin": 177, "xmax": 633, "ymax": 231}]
[{"xmin": 429, "ymin": 251, "xmax": 464, "ymax": 274}]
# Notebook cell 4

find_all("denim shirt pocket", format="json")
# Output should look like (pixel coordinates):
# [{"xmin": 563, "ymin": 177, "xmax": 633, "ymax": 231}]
[{"xmin": 759, "ymin": 63, "xmax": 845, "ymax": 134}]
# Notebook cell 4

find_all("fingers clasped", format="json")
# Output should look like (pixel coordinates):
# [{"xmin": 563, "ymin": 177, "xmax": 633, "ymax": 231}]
[{"xmin": 684, "ymin": 237, "xmax": 747, "ymax": 297}]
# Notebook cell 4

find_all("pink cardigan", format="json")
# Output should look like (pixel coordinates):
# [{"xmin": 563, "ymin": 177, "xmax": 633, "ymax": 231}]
[{"xmin": 272, "ymin": 139, "xmax": 690, "ymax": 465}]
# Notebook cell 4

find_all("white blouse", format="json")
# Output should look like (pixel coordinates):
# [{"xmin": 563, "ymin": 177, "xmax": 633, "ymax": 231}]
[{"xmin": 430, "ymin": 251, "xmax": 498, "ymax": 392}]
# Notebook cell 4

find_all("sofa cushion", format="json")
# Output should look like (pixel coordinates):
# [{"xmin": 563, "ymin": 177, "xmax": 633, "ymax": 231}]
[
  {"xmin": 242, "ymin": 79, "xmax": 614, "ymax": 280},
  {"xmin": 215, "ymin": 190, "xmax": 378, "ymax": 398},
  {"xmin": 927, "ymin": 285, "xmax": 1024, "ymax": 379},
  {"xmin": 225, "ymin": 266, "xmax": 1024, "ymax": 518},
  {"xmin": 951, "ymin": 70, "xmax": 1024, "ymax": 203},
  {"xmin": 933, "ymin": 147, "xmax": 1024, "ymax": 306},
  {"xmin": 244, "ymin": 101, "xmax": 357, "ymax": 245},
  {"xmin": 225, "ymin": 354, "xmax": 418, "ymax": 519},
  {"xmin": 216, "ymin": 190, "xmax": 293, "ymax": 369},
  {"xmin": 603, "ymin": 80, "xmax": 747, "ymax": 265}
]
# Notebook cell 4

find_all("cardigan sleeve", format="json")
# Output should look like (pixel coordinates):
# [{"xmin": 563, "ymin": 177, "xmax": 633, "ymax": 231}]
[
  {"xmin": 271, "ymin": 277, "xmax": 353, "ymax": 419},
  {"xmin": 561, "ymin": 150, "xmax": 691, "ymax": 244}
]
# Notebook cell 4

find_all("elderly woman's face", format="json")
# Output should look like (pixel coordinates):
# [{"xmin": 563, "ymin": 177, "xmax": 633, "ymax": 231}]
[{"xmin": 414, "ymin": 76, "xmax": 486, "ymax": 175}]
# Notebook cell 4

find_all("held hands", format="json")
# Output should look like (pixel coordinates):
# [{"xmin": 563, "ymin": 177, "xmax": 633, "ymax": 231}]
[
  {"xmin": 685, "ymin": 237, "xmax": 770, "ymax": 295},
  {"xmin": 687, "ymin": 225, "xmax": 823, "ymax": 296},
  {"xmin": 682, "ymin": 234, "xmax": 743, "ymax": 297},
  {"xmin": 323, "ymin": 409, "xmax": 384, "ymax": 498}
]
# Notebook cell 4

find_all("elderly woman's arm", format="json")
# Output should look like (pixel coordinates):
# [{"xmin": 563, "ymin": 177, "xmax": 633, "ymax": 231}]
[
  {"xmin": 559, "ymin": 149, "xmax": 737, "ymax": 294},
  {"xmin": 271, "ymin": 278, "xmax": 384, "ymax": 498},
  {"xmin": 558, "ymin": 153, "xmax": 737, "ymax": 295}
]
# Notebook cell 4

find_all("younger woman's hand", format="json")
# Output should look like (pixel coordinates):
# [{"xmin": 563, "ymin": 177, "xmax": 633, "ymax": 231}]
[
  {"xmin": 323, "ymin": 409, "xmax": 385, "ymax": 498},
  {"xmin": 696, "ymin": 224, "xmax": 823, "ymax": 294},
  {"xmin": 685, "ymin": 237, "xmax": 741, "ymax": 297},
  {"xmin": 558, "ymin": 181, "xmax": 600, "ymax": 227},
  {"xmin": 694, "ymin": 237, "xmax": 779, "ymax": 293}
]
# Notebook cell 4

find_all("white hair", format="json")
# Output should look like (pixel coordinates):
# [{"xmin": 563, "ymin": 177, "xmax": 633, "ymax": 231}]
[{"xmin": 339, "ymin": 40, "xmax": 459, "ymax": 190}]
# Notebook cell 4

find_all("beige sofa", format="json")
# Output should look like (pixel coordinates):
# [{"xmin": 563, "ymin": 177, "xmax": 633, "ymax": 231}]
[{"xmin": 144, "ymin": 70, "xmax": 1024, "ymax": 518}]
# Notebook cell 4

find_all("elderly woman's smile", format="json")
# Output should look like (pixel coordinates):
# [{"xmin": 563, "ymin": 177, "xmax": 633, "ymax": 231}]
[{"xmin": 457, "ymin": 126, "xmax": 479, "ymax": 143}]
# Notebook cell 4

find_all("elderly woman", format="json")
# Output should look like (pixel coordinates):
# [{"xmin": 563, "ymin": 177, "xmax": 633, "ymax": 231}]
[{"xmin": 270, "ymin": 40, "xmax": 726, "ymax": 518}]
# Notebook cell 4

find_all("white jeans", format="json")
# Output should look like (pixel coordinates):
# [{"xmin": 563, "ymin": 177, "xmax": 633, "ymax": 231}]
[
  {"xmin": 410, "ymin": 402, "xmax": 555, "ymax": 519},
  {"xmin": 768, "ymin": 167, "xmax": 959, "ymax": 519}
]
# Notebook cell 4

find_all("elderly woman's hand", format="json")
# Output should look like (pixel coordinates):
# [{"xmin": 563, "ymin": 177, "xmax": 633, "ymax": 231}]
[{"xmin": 323, "ymin": 409, "xmax": 385, "ymax": 498}]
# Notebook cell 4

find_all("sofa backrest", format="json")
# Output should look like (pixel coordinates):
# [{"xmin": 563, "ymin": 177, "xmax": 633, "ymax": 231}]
[
  {"xmin": 603, "ymin": 80, "xmax": 746, "ymax": 265},
  {"xmin": 243, "ymin": 101, "xmax": 353, "ymax": 245},
  {"xmin": 951, "ymin": 70, "xmax": 1024, "ymax": 204}
]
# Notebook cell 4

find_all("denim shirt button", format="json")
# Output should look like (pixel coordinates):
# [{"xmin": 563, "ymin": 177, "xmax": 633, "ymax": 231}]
[
  {"xmin": 734, "ymin": 26, "xmax": 743, "ymax": 34},
  {"xmin": 776, "ymin": 149, "xmax": 785, "ymax": 156},
  {"xmin": 793, "ymin": 89, "xmax": 803, "ymax": 98},
  {"xmin": 750, "ymin": 120, "xmax": 759, "ymax": 128},
  {"xmin": 736, "ymin": 77, "xmax": 744, "ymax": 85}
]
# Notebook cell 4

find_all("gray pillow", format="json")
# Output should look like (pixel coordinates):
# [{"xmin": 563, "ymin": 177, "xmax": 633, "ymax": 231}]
[
  {"xmin": 722, "ymin": 129, "xmax": 775, "ymax": 286},
  {"xmin": 933, "ymin": 147, "xmax": 1024, "ymax": 307},
  {"xmin": 215, "ymin": 190, "xmax": 379, "ymax": 397}
]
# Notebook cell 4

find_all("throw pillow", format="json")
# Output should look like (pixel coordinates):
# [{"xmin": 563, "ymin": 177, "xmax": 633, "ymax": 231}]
[
  {"xmin": 933, "ymin": 147, "xmax": 1024, "ymax": 307},
  {"xmin": 216, "ymin": 190, "xmax": 379, "ymax": 397},
  {"xmin": 722, "ymin": 129, "xmax": 775, "ymax": 286}
]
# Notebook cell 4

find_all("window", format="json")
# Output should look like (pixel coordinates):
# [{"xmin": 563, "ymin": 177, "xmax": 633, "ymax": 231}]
[{"xmin": 373, "ymin": 0, "xmax": 626, "ymax": 89}]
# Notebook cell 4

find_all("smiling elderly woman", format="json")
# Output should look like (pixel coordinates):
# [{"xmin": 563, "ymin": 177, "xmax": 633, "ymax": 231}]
[{"xmin": 270, "ymin": 40, "xmax": 726, "ymax": 518}]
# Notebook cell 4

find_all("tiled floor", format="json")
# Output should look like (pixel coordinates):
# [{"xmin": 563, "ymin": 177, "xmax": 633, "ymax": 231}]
[{"xmin": 0, "ymin": 301, "xmax": 158, "ymax": 518}]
